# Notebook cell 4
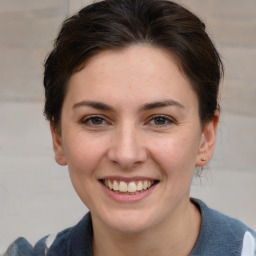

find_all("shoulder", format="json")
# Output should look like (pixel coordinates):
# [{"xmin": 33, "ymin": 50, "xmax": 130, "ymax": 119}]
[
  {"xmin": 2, "ymin": 237, "xmax": 33, "ymax": 256},
  {"xmin": 191, "ymin": 198, "xmax": 256, "ymax": 256},
  {"xmin": 33, "ymin": 227, "xmax": 72, "ymax": 256},
  {"xmin": 3, "ymin": 213, "xmax": 93, "ymax": 256},
  {"xmin": 35, "ymin": 212, "xmax": 93, "ymax": 255}
]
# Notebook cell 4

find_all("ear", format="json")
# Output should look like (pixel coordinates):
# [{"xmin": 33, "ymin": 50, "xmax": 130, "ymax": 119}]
[
  {"xmin": 50, "ymin": 122, "xmax": 67, "ymax": 166},
  {"xmin": 196, "ymin": 110, "xmax": 219, "ymax": 167}
]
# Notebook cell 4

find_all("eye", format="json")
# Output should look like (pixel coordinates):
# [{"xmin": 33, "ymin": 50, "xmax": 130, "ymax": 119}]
[
  {"xmin": 147, "ymin": 115, "xmax": 175, "ymax": 126},
  {"xmin": 81, "ymin": 115, "xmax": 108, "ymax": 127}
]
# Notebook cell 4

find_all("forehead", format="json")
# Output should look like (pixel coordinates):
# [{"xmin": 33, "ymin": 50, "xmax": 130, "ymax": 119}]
[{"xmin": 66, "ymin": 45, "xmax": 198, "ymax": 109}]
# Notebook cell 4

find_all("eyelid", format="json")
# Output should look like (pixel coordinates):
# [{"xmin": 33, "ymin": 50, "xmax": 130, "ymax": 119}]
[
  {"xmin": 80, "ymin": 114, "xmax": 176, "ymax": 127},
  {"xmin": 81, "ymin": 114, "xmax": 110, "ymax": 125},
  {"xmin": 81, "ymin": 114, "xmax": 102, "ymax": 120},
  {"xmin": 146, "ymin": 114, "xmax": 176, "ymax": 126}
]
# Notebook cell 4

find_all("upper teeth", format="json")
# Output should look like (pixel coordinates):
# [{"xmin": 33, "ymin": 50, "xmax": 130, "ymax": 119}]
[{"xmin": 104, "ymin": 180, "xmax": 154, "ymax": 193}]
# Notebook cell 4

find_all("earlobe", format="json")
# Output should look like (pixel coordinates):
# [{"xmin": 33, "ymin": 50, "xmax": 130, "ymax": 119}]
[
  {"xmin": 196, "ymin": 110, "xmax": 219, "ymax": 167},
  {"xmin": 50, "ymin": 122, "xmax": 67, "ymax": 166}
]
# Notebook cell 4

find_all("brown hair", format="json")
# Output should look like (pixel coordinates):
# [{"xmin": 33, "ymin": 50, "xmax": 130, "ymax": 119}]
[{"xmin": 44, "ymin": 0, "xmax": 223, "ymax": 129}]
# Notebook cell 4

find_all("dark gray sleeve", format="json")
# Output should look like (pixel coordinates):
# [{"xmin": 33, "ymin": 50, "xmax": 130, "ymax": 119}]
[
  {"xmin": 3, "ymin": 237, "xmax": 33, "ymax": 256},
  {"xmin": 2, "ymin": 236, "xmax": 49, "ymax": 256},
  {"xmin": 33, "ymin": 235, "xmax": 49, "ymax": 256}
]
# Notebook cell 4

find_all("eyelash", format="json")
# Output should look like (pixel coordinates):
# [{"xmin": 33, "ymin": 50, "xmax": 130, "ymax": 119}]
[
  {"xmin": 81, "ymin": 114, "xmax": 175, "ymax": 128},
  {"xmin": 147, "ymin": 115, "xmax": 175, "ymax": 127},
  {"xmin": 81, "ymin": 115, "xmax": 109, "ymax": 127}
]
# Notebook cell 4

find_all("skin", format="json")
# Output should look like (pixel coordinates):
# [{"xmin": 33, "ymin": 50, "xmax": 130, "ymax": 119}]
[{"xmin": 50, "ymin": 45, "xmax": 219, "ymax": 256}]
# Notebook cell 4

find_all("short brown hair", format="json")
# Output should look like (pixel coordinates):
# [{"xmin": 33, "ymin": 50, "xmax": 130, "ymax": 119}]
[{"xmin": 44, "ymin": 0, "xmax": 223, "ymax": 129}]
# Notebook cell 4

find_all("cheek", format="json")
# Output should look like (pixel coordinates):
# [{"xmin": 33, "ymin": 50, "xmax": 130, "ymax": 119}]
[
  {"xmin": 63, "ymin": 135, "xmax": 109, "ymax": 208},
  {"xmin": 149, "ymin": 133, "xmax": 200, "ymax": 174},
  {"xmin": 63, "ymin": 135, "xmax": 107, "ymax": 176}
]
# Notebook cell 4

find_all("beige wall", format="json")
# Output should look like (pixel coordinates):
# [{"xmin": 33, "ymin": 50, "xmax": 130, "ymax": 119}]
[{"xmin": 0, "ymin": 0, "xmax": 256, "ymax": 252}]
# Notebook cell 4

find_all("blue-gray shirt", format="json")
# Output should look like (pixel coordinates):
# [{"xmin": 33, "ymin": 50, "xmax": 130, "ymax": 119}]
[{"xmin": 3, "ymin": 199, "xmax": 256, "ymax": 256}]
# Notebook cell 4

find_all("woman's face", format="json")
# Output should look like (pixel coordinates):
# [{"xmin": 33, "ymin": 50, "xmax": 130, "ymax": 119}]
[{"xmin": 51, "ymin": 45, "xmax": 217, "ymax": 233}]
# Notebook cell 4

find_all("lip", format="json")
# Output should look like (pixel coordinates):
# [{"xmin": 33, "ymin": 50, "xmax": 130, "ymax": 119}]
[
  {"xmin": 99, "ymin": 177, "xmax": 158, "ymax": 203},
  {"xmin": 99, "ymin": 176, "xmax": 156, "ymax": 182}
]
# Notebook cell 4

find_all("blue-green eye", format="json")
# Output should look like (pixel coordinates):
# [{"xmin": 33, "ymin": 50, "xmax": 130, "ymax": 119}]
[
  {"xmin": 148, "ymin": 115, "xmax": 174, "ymax": 126},
  {"xmin": 82, "ymin": 115, "xmax": 107, "ymax": 126}
]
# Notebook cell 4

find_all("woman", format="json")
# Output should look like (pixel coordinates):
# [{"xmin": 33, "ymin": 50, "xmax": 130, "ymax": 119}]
[{"xmin": 4, "ymin": 0, "xmax": 256, "ymax": 255}]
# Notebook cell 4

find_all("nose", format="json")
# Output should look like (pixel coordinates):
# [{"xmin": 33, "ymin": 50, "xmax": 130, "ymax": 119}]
[{"xmin": 107, "ymin": 123, "xmax": 148, "ymax": 169}]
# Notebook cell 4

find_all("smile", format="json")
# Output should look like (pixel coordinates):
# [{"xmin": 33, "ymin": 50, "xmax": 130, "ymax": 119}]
[{"xmin": 101, "ymin": 179, "xmax": 158, "ymax": 194}]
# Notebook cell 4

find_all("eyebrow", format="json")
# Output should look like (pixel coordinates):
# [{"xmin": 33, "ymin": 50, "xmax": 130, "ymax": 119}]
[
  {"xmin": 73, "ymin": 101, "xmax": 114, "ymax": 111},
  {"xmin": 72, "ymin": 99, "xmax": 184, "ymax": 112},
  {"xmin": 139, "ymin": 100, "xmax": 185, "ymax": 112}
]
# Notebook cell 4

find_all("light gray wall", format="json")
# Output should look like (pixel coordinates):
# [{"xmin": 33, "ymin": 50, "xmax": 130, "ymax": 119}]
[{"xmin": 0, "ymin": 0, "xmax": 256, "ymax": 252}]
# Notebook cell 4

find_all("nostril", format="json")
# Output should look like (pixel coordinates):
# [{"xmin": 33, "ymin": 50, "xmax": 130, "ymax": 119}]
[
  {"xmin": 106, "ymin": 130, "xmax": 148, "ymax": 169},
  {"xmin": 107, "ymin": 150, "xmax": 147, "ymax": 169}
]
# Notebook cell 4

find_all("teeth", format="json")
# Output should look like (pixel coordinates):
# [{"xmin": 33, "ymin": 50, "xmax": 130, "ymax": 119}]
[
  {"xmin": 143, "ymin": 180, "xmax": 148, "ymax": 190},
  {"xmin": 103, "ymin": 179, "xmax": 155, "ymax": 193},
  {"xmin": 108, "ymin": 180, "xmax": 113, "ymax": 190},
  {"xmin": 113, "ymin": 180, "xmax": 119, "ymax": 191},
  {"xmin": 119, "ymin": 181, "xmax": 128, "ymax": 192},
  {"xmin": 137, "ymin": 181, "xmax": 143, "ymax": 191},
  {"xmin": 127, "ymin": 182, "xmax": 137, "ymax": 193}
]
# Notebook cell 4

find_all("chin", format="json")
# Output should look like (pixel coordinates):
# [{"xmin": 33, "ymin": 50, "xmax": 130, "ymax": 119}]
[
  {"xmin": 108, "ymin": 220, "xmax": 151, "ymax": 234},
  {"xmin": 100, "ymin": 209, "xmax": 157, "ymax": 234}
]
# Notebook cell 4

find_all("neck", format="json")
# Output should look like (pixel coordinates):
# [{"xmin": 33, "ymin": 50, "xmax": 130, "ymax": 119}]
[{"xmin": 91, "ymin": 199, "xmax": 201, "ymax": 256}]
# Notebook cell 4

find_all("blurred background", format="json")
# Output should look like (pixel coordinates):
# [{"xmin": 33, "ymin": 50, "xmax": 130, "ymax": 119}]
[{"xmin": 0, "ymin": 0, "xmax": 256, "ymax": 252}]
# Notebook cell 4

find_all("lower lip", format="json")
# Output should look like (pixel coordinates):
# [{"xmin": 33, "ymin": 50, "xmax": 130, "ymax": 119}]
[{"xmin": 100, "ymin": 181, "xmax": 157, "ymax": 203}]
